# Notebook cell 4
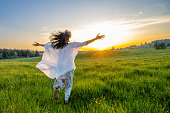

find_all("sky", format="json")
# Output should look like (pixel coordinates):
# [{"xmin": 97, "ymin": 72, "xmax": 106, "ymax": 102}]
[{"xmin": 0, "ymin": 0, "xmax": 170, "ymax": 50}]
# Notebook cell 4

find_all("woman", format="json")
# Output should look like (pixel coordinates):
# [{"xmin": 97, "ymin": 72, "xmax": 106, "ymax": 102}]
[{"xmin": 33, "ymin": 30, "xmax": 105, "ymax": 104}]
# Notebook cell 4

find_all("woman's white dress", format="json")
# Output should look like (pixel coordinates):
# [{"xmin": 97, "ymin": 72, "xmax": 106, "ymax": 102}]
[{"xmin": 36, "ymin": 41, "xmax": 87, "ymax": 79}]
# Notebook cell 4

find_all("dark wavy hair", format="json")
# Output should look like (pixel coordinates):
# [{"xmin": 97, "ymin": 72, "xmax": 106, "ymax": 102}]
[{"xmin": 49, "ymin": 30, "xmax": 72, "ymax": 49}]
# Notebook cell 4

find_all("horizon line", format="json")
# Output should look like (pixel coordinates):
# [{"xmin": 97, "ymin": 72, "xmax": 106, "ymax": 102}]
[{"xmin": 0, "ymin": 38, "xmax": 169, "ymax": 51}]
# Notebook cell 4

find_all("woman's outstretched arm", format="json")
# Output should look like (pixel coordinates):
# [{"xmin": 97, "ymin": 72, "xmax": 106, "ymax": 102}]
[
  {"xmin": 86, "ymin": 33, "xmax": 105, "ymax": 45},
  {"xmin": 32, "ymin": 42, "xmax": 44, "ymax": 47}
]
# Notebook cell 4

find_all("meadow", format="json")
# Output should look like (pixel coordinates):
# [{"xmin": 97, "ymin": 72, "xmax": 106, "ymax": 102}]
[{"xmin": 0, "ymin": 48, "xmax": 170, "ymax": 113}]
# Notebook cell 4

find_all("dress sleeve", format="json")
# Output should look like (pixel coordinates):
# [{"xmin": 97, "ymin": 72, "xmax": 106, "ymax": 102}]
[
  {"xmin": 70, "ymin": 41, "xmax": 87, "ymax": 48},
  {"xmin": 69, "ymin": 41, "xmax": 87, "ymax": 60},
  {"xmin": 44, "ymin": 42, "xmax": 52, "ymax": 48},
  {"xmin": 36, "ymin": 42, "xmax": 59, "ymax": 79}
]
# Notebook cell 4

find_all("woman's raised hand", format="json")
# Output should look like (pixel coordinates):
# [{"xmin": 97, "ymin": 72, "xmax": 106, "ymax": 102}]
[
  {"xmin": 95, "ymin": 33, "xmax": 105, "ymax": 40},
  {"xmin": 86, "ymin": 33, "xmax": 105, "ymax": 45},
  {"xmin": 32, "ymin": 42, "xmax": 40, "ymax": 46}
]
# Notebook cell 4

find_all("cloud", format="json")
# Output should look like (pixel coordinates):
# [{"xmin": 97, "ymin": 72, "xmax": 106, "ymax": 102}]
[
  {"xmin": 115, "ymin": 15, "xmax": 170, "ymax": 29},
  {"xmin": 138, "ymin": 11, "xmax": 144, "ymax": 15},
  {"xmin": 40, "ymin": 32, "xmax": 51, "ymax": 39},
  {"xmin": 39, "ymin": 27, "xmax": 63, "ymax": 32},
  {"xmin": 38, "ymin": 15, "xmax": 170, "ymax": 40},
  {"xmin": 78, "ymin": 15, "xmax": 170, "ymax": 32}
]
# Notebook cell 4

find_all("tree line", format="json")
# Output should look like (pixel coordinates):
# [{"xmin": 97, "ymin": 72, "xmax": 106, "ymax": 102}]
[
  {"xmin": 0, "ymin": 49, "xmax": 40, "ymax": 59},
  {"xmin": 153, "ymin": 42, "xmax": 170, "ymax": 50}
]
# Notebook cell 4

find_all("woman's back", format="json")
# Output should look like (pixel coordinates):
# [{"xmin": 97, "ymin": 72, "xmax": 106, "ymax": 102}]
[{"xmin": 36, "ymin": 41, "xmax": 87, "ymax": 79}]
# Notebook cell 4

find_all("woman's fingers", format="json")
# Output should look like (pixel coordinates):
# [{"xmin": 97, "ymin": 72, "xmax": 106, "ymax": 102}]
[
  {"xmin": 96, "ymin": 33, "xmax": 105, "ymax": 39},
  {"xmin": 98, "ymin": 35, "xmax": 105, "ymax": 39},
  {"xmin": 101, "ymin": 35, "xmax": 105, "ymax": 38}
]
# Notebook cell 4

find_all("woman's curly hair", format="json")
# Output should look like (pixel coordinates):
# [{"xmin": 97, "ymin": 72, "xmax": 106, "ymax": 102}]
[{"xmin": 49, "ymin": 30, "xmax": 72, "ymax": 49}]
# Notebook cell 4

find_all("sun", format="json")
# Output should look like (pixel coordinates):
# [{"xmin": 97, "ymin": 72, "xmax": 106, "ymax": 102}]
[{"xmin": 72, "ymin": 21, "xmax": 132, "ymax": 50}]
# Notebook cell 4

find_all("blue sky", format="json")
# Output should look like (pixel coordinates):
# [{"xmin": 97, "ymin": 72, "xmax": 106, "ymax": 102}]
[{"xmin": 0, "ymin": 0, "xmax": 170, "ymax": 50}]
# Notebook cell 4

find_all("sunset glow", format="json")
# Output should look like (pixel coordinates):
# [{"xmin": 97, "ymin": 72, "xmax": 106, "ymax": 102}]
[
  {"xmin": 0, "ymin": 0, "xmax": 170, "ymax": 51},
  {"xmin": 72, "ymin": 22, "xmax": 132, "ymax": 50}
]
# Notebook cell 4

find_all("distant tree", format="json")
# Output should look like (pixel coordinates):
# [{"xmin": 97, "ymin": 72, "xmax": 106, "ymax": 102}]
[
  {"xmin": 2, "ymin": 49, "xmax": 8, "ymax": 58},
  {"xmin": 167, "ymin": 43, "xmax": 170, "ymax": 47},
  {"xmin": 0, "ymin": 48, "xmax": 40, "ymax": 59},
  {"xmin": 21, "ymin": 50, "xmax": 24, "ymax": 57},
  {"xmin": 111, "ymin": 47, "xmax": 115, "ymax": 50},
  {"xmin": 30, "ymin": 51, "xmax": 35, "ymax": 57},
  {"xmin": 0, "ymin": 53, "xmax": 3, "ymax": 59},
  {"xmin": 35, "ymin": 50, "xmax": 40, "ymax": 57},
  {"xmin": 153, "ymin": 42, "xmax": 166, "ymax": 49},
  {"xmin": 9, "ymin": 50, "xmax": 14, "ymax": 58},
  {"xmin": 13, "ymin": 51, "xmax": 18, "ymax": 58},
  {"xmin": 25, "ymin": 50, "xmax": 31, "ymax": 57},
  {"xmin": 159, "ymin": 42, "xmax": 166, "ymax": 49}
]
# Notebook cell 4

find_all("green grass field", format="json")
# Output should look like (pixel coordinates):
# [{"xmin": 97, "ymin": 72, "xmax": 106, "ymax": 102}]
[{"xmin": 0, "ymin": 48, "xmax": 170, "ymax": 113}]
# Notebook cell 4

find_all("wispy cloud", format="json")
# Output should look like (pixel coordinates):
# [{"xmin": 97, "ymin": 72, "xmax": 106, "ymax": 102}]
[
  {"xmin": 116, "ymin": 15, "xmax": 170, "ymax": 29},
  {"xmin": 39, "ymin": 15, "xmax": 170, "ymax": 40},
  {"xmin": 39, "ymin": 27, "xmax": 63, "ymax": 32},
  {"xmin": 40, "ymin": 32, "xmax": 51, "ymax": 39}
]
